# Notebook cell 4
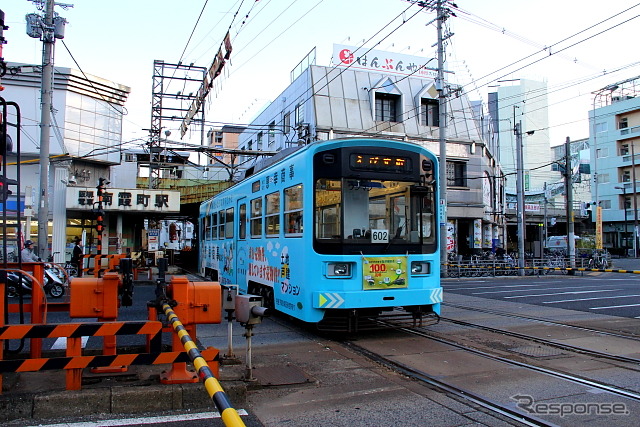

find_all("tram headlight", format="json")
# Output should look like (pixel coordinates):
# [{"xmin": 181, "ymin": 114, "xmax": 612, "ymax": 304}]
[
  {"xmin": 411, "ymin": 261, "xmax": 431, "ymax": 275},
  {"xmin": 327, "ymin": 262, "xmax": 351, "ymax": 277}
]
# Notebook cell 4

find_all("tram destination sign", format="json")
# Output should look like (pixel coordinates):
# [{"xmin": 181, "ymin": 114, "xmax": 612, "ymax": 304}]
[{"xmin": 350, "ymin": 153, "xmax": 412, "ymax": 173}]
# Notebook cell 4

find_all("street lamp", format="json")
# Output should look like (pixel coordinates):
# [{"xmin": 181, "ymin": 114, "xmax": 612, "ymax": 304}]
[{"xmin": 615, "ymin": 185, "xmax": 629, "ymax": 254}]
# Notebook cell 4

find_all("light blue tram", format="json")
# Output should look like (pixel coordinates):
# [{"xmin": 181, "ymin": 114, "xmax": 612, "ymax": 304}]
[{"xmin": 199, "ymin": 138, "xmax": 442, "ymax": 331}]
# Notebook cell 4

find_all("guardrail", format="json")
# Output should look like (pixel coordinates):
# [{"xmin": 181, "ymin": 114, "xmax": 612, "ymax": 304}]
[
  {"xmin": 0, "ymin": 320, "xmax": 217, "ymax": 391},
  {"xmin": 443, "ymin": 256, "xmax": 636, "ymax": 277}
]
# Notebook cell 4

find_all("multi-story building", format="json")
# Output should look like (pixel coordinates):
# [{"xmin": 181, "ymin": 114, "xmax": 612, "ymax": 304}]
[
  {"xmin": 237, "ymin": 46, "xmax": 505, "ymax": 256},
  {"xmin": 2, "ymin": 63, "xmax": 180, "ymax": 262},
  {"xmin": 590, "ymin": 76, "xmax": 640, "ymax": 255}
]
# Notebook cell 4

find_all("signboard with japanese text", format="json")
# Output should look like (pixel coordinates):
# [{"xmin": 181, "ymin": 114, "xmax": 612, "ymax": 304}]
[
  {"xmin": 333, "ymin": 44, "xmax": 445, "ymax": 80},
  {"xmin": 66, "ymin": 187, "xmax": 180, "ymax": 213},
  {"xmin": 362, "ymin": 256, "xmax": 408, "ymax": 290}
]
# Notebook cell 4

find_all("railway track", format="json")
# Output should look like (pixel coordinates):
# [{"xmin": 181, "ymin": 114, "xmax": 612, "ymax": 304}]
[
  {"xmin": 344, "ymin": 322, "xmax": 640, "ymax": 426},
  {"xmin": 438, "ymin": 316, "xmax": 640, "ymax": 366},
  {"xmin": 443, "ymin": 302, "xmax": 640, "ymax": 340},
  {"xmin": 345, "ymin": 340, "xmax": 558, "ymax": 427}
]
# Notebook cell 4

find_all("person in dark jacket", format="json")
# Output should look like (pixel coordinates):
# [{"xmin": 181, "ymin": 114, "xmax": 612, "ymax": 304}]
[{"xmin": 70, "ymin": 237, "xmax": 83, "ymax": 276}]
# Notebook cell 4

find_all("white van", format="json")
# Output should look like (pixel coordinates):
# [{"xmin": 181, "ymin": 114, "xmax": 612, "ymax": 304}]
[{"xmin": 546, "ymin": 235, "xmax": 579, "ymax": 250}]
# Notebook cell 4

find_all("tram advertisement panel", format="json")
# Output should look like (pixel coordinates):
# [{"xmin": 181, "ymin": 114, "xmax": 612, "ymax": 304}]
[{"xmin": 363, "ymin": 256, "xmax": 408, "ymax": 290}]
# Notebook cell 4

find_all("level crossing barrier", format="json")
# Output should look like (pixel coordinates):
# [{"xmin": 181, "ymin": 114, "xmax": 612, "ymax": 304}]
[
  {"xmin": 162, "ymin": 302, "xmax": 245, "ymax": 427},
  {"xmin": 0, "ymin": 320, "xmax": 220, "ymax": 392}
]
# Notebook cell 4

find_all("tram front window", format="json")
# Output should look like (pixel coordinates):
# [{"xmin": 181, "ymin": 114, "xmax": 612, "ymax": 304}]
[{"xmin": 314, "ymin": 178, "xmax": 436, "ymax": 250}]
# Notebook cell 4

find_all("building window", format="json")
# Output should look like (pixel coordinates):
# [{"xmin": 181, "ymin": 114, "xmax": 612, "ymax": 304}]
[
  {"xmin": 446, "ymin": 161, "xmax": 467, "ymax": 187},
  {"xmin": 268, "ymin": 122, "xmax": 275, "ymax": 146},
  {"xmin": 596, "ymin": 173, "xmax": 609, "ymax": 184},
  {"xmin": 257, "ymin": 132, "xmax": 263, "ymax": 150},
  {"xmin": 600, "ymin": 200, "xmax": 611, "ymax": 209},
  {"xmin": 295, "ymin": 103, "xmax": 304, "ymax": 125},
  {"xmin": 620, "ymin": 144, "xmax": 629, "ymax": 156},
  {"xmin": 619, "ymin": 117, "xmax": 629, "ymax": 129},
  {"xmin": 375, "ymin": 93, "xmax": 400, "ymax": 122},
  {"xmin": 421, "ymin": 99, "xmax": 439, "ymax": 127},
  {"xmin": 595, "ymin": 122, "xmax": 608, "ymax": 133},
  {"xmin": 596, "ymin": 147, "xmax": 609, "ymax": 158},
  {"xmin": 622, "ymin": 170, "xmax": 631, "ymax": 182},
  {"xmin": 284, "ymin": 112, "xmax": 291, "ymax": 133},
  {"xmin": 624, "ymin": 196, "xmax": 632, "ymax": 210}
]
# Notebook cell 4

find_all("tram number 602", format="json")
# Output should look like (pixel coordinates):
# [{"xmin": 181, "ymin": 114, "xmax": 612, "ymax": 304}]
[{"xmin": 371, "ymin": 229, "xmax": 389, "ymax": 243}]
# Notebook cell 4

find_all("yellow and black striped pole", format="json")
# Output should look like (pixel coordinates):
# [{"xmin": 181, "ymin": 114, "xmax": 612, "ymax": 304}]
[{"xmin": 162, "ymin": 303, "xmax": 245, "ymax": 427}]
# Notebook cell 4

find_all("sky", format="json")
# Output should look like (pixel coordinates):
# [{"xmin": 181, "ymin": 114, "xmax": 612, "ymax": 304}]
[{"xmin": 2, "ymin": 0, "xmax": 639, "ymax": 151}]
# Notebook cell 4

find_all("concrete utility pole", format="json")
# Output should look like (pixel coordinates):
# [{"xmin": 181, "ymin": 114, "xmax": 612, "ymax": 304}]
[
  {"xmin": 436, "ymin": 0, "xmax": 449, "ymax": 275},
  {"xmin": 37, "ymin": 0, "xmax": 55, "ymax": 261},
  {"xmin": 515, "ymin": 121, "xmax": 525, "ymax": 276},
  {"xmin": 565, "ymin": 137, "xmax": 576, "ymax": 275}
]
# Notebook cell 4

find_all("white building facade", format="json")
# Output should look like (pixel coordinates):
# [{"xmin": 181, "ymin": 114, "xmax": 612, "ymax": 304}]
[
  {"xmin": 590, "ymin": 77, "xmax": 640, "ymax": 255},
  {"xmin": 237, "ymin": 48, "xmax": 505, "ymax": 256}
]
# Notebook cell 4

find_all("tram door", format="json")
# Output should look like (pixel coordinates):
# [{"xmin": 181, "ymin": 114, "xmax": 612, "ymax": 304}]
[{"xmin": 235, "ymin": 198, "xmax": 249, "ymax": 288}]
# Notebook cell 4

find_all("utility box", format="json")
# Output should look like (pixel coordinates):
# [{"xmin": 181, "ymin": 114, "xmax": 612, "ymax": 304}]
[
  {"xmin": 169, "ymin": 276, "xmax": 221, "ymax": 325},
  {"xmin": 235, "ymin": 294, "xmax": 266, "ymax": 325},
  {"xmin": 70, "ymin": 272, "xmax": 120, "ymax": 319},
  {"xmin": 221, "ymin": 285, "xmax": 238, "ymax": 311}
]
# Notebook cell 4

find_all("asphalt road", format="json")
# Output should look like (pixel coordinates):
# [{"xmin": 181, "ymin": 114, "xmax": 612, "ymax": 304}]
[{"xmin": 443, "ymin": 271, "xmax": 640, "ymax": 318}]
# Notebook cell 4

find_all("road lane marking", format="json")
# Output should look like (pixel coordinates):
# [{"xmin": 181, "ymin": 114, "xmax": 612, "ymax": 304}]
[
  {"xmin": 503, "ymin": 289, "xmax": 623, "ymax": 299},
  {"xmin": 590, "ymin": 303, "xmax": 640, "ymax": 310},
  {"xmin": 542, "ymin": 294, "xmax": 640, "ymax": 304},
  {"xmin": 472, "ymin": 285, "xmax": 608, "ymax": 295},
  {"xmin": 50, "ymin": 336, "xmax": 89, "ymax": 350},
  {"xmin": 29, "ymin": 410, "xmax": 249, "ymax": 426}
]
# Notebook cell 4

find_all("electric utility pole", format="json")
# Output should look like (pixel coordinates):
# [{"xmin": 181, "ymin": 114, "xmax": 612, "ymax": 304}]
[
  {"xmin": 565, "ymin": 137, "xmax": 576, "ymax": 275},
  {"xmin": 515, "ymin": 121, "xmax": 525, "ymax": 276},
  {"xmin": 36, "ymin": 0, "xmax": 55, "ymax": 261},
  {"xmin": 436, "ymin": 0, "xmax": 450, "ymax": 276}
]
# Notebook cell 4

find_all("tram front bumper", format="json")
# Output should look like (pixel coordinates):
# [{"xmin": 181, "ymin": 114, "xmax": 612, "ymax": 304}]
[{"xmin": 313, "ymin": 287, "xmax": 443, "ymax": 310}]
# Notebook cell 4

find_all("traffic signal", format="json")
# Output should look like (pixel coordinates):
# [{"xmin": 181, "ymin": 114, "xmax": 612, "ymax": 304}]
[
  {"xmin": 0, "ymin": 176, "xmax": 16, "ymax": 202},
  {"xmin": 95, "ymin": 209, "xmax": 104, "ymax": 233}
]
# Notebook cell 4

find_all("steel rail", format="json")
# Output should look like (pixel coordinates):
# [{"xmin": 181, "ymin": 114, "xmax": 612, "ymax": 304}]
[
  {"xmin": 344, "ymin": 341, "xmax": 559, "ymax": 427},
  {"xmin": 442, "ymin": 302, "xmax": 640, "ymax": 341},
  {"xmin": 439, "ymin": 317, "xmax": 640, "ymax": 365},
  {"xmin": 402, "ymin": 327, "xmax": 640, "ymax": 402}
]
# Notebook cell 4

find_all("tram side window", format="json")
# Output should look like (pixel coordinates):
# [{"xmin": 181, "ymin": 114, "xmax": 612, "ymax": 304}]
[
  {"xmin": 225, "ymin": 208, "xmax": 234, "ymax": 239},
  {"xmin": 284, "ymin": 184, "xmax": 303, "ymax": 235},
  {"xmin": 203, "ymin": 216, "xmax": 210, "ymax": 239},
  {"xmin": 239, "ymin": 204, "xmax": 247, "ymax": 240},
  {"xmin": 218, "ymin": 211, "xmax": 225, "ymax": 239},
  {"xmin": 265, "ymin": 191, "xmax": 280, "ymax": 236},
  {"xmin": 211, "ymin": 213, "xmax": 218, "ymax": 240},
  {"xmin": 250, "ymin": 197, "xmax": 263, "ymax": 238}
]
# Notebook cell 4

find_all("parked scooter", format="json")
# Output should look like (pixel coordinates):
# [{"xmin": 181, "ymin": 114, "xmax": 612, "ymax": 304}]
[
  {"xmin": 3, "ymin": 271, "xmax": 32, "ymax": 297},
  {"xmin": 44, "ymin": 263, "xmax": 65, "ymax": 298},
  {"xmin": 3, "ymin": 264, "xmax": 66, "ymax": 298}
]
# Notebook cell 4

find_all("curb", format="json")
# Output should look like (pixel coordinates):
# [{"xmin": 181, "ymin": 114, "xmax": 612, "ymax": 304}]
[{"xmin": 0, "ymin": 380, "xmax": 247, "ymax": 423}]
